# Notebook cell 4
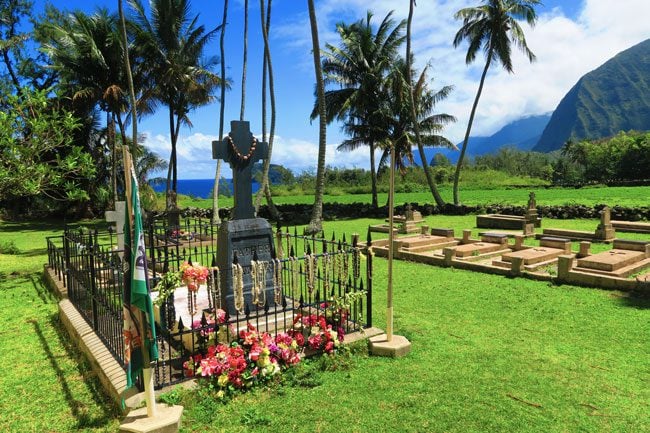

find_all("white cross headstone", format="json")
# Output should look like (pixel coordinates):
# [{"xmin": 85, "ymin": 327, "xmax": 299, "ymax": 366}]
[{"xmin": 105, "ymin": 201, "xmax": 126, "ymax": 260}]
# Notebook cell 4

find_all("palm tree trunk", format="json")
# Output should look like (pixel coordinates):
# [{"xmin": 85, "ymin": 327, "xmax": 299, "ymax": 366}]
[
  {"xmin": 239, "ymin": 0, "xmax": 248, "ymax": 121},
  {"xmin": 306, "ymin": 0, "xmax": 326, "ymax": 234},
  {"xmin": 406, "ymin": 0, "xmax": 446, "ymax": 208},
  {"xmin": 369, "ymin": 142, "xmax": 378, "ymax": 208},
  {"xmin": 212, "ymin": 0, "xmax": 229, "ymax": 225},
  {"xmin": 166, "ymin": 105, "xmax": 175, "ymax": 216},
  {"xmin": 118, "ymin": 0, "xmax": 137, "ymax": 159},
  {"xmin": 453, "ymin": 51, "xmax": 492, "ymax": 205},
  {"xmin": 255, "ymin": 0, "xmax": 279, "ymax": 220},
  {"xmin": 108, "ymin": 113, "xmax": 117, "ymax": 206}
]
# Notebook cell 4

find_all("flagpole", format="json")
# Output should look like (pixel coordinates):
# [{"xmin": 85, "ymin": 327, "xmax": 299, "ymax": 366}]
[{"xmin": 123, "ymin": 150, "xmax": 157, "ymax": 418}]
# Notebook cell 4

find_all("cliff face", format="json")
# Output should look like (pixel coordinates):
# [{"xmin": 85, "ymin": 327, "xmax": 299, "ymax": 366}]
[{"xmin": 534, "ymin": 39, "xmax": 650, "ymax": 152}]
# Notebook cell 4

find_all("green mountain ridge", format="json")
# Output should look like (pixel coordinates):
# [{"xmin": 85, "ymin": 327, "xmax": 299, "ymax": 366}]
[{"xmin": 534, "ymin": 38, "xmax": 650, "ymax": 152}]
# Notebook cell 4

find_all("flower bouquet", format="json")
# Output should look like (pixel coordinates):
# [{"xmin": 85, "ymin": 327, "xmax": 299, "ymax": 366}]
[{"xmin": 180, "ymin": 262, "xmax": 209, "ymax": 292}]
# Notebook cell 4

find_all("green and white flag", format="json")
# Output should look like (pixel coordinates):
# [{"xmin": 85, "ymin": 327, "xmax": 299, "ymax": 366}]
[{"xmin": 123, "ymin": 164, "xmax": 158, "ymax": 389}]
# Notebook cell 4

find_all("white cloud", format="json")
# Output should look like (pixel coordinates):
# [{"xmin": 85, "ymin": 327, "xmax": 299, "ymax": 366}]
[
  {"xmin": 279, "ymin": 0, "xmax": 650, "ymax": 141},
  {"xmin": 143, "ymin": 130, "xmax": 369, "ymax": 179},
  {"xmin": 149, "ymin": 0, "xmax": 650, "ymax": 179}
]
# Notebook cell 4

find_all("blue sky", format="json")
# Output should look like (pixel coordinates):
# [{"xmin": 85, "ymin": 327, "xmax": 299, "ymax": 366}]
[{"xmin": 28, "ymin": 0, "xmax": 650, "ymax": 179}]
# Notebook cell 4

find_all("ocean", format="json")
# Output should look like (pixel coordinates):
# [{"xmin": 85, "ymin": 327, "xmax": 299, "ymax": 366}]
[{"xmin": 150, "ymin": 178, "xmax": 260, "ymax": 199}]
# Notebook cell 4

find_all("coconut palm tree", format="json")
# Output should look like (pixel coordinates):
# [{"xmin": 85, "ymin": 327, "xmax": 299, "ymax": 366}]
[
  {"xmin": 452, "ymin": 0, "xmax": 540, "ymax": 205},
  {"xmin": 254, "ymin": 0, "xmax": 280, "ymax": 220},
  {"xmin": 43, "ymin": 8, "xmax": 131, "ymax": 205},
  {"xmin": 211, "ymin": 0, "xmax": 229, "ymax": 225},
  {"xmin": 129, "ymin": 0, "xmax": 224, "ymax": 220},
  {"xmin": 312, "ymin": 11, "xmax": 405, "ymax": 209},
  {"xmin": 306, "ymin": 0, "xmax": 326, "ymax": 234},
  {"xmin": 405, "ymin": 0, "xmax": 448, "ymax": 208},
  {"xmin": 377, "ymin": 61, "xmax": 456, "ymax": 176}
]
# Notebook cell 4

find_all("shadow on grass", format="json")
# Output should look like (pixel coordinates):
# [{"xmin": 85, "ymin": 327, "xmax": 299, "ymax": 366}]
[
  {"xmin": 28, "ymin": 313, "xmax": 118, "ymax": 430},
  {"xmin": 614, "ymin": 290, "xmax": 650, "ymax": 309},
  {"xmin": 0, "ymin": 219, "xmax": 107, "ymax": 234},
  {"xmin": 31, "ymin": 273, "xmax": 56, "ymax": 304}
]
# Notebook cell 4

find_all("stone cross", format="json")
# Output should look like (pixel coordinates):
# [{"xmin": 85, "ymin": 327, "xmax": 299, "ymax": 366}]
[
  {"xmin": 527, "ymin": 191, "xmax": 537, "ymax": 210},
  {"xmin": 213, "ymin": 120, "xmax": 268, "ymax": 220},
  {"xmin": 104, "ymin": 201, "xmax": 126, "ymax": 259}
]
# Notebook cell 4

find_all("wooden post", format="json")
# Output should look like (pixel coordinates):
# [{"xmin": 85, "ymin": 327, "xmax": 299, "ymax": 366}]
[{"xmin": 387, "ymin": 145, "xmax": 395, "ymax": 342}]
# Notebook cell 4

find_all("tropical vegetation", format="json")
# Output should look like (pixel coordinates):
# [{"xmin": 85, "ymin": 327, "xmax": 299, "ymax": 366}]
[{"xmin": 452, "ymin": 0, "xmax": 540, "ymax": 205}]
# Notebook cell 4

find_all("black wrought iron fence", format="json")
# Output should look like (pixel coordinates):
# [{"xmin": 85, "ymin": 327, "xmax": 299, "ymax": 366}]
[{"xmin": 46, "ymin": 219, "xmax": 373, "ymax": 390}]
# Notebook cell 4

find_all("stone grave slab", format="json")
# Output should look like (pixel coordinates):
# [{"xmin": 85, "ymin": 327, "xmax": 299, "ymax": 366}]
[
  {"xmin": 576, "ymin": 249, "xmax": 646, "ymax": 272},
  {"xmin": 454, "ymin": 242, "xmax": 506, "ymax": 258},
  {"xmin": 501, "ymin": 247, "xmax": 565, "ymax": 265},
  {"xmin": 611, "ymin": 220, "xmax": 650, "ymax": 234},
  {"xmin": 394, "ymin": 234, "xmax": 457, "ymax": 253}
]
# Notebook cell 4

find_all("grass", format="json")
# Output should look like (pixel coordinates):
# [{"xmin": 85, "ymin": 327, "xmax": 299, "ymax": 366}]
[
  {"xmin": 1, "ymin": 188, "xmax": 649, "ymax": 432},
  {"xmin": 0, "ymin": 220, "xmax": 120, "ymax": 432},
  {"xmin": 178, "ymin": 185, "xmax": 650, "ymax": 209}
]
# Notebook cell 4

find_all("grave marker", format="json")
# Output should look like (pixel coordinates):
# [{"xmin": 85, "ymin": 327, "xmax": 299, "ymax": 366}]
[
  {"xmin": 105, "ymin": 201, "xmax": 126, "ymax": 260},
  {"xmin": 212, "ymin": 121, "xmax": 275, "ymax": 315}
]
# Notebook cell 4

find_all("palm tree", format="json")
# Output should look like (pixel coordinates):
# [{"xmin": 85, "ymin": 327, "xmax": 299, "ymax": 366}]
[
  {"xmin": 129, "ymin": 0, "xmax": 224, "ymax": 221},
  {"xmin": 44, "ymin": 9, "xmax": 131, "ymax": 205},
  {"xmin": 452, "ymin": 0, "xmax": 540, "ymax": 205},
  {"xmin": 313, "ymin": 11, "xmax": 405, "ymax": 209},
  {"xmin": 211, "ymin": 0, "xmax": 228, "ymax": 225},
  {"xmin": 254, "ymin": 0, "xmax": 280, "ymax": 220},
  {"xmin": 306, "ymin": 0, "xmax": 326, "ymax": 234},
  {"xmin": 405, "ymin": 0, "xmax": 448, "ymax": 208},
  {"xmin": 377, "ymin": 61, "xmax": 456, "ymax": 176}
]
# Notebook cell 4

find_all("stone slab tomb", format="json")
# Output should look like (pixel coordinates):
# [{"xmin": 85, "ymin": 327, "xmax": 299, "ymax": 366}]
[
  {"xmin": 574, "ymin": 239, "xmax": 650, "ymax": 277},
  {"xmin": 497, "ymin": 237, "xmax": 571, "ymax": 270},
  {"xmin": 393, "ymin": 227, "xmax": 457, "ymax": 254},
  {"xmin": 476, "ymin": 191, "xmax": 542, "ymax": 230},
  {"xmin": 542, "ymin": 206, "xmax": 615, "ymax": 242},
  {"xmin": 454, "ymin": 232, "xmax": 510, "ymax": 259}
]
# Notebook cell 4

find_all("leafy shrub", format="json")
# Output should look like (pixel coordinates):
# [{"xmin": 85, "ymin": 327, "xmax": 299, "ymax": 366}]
[{"xmin": 0, "ymin": 241, "xmax": 20, "ymax": 255}]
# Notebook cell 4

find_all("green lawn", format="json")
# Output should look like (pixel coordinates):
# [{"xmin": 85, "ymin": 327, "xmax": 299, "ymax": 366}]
[
  {"xmin": 1, "ymin": 197, "xmax": 649, "ymax": 432},
  {"xmin": 180, "ymin": 185, "xmax": 650, "ymax": 209}
]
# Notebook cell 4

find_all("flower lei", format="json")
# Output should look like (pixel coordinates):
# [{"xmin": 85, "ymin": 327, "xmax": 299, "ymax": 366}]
[
  {"xmin": 273, "ymin": 258, "xmax": 283, "ymax": 305},
  {"xmin": 305, "ymin": 253, "xmax": 317, "ymax": 294},
  {"xmin": 251, "ymin": 259, "xmax": 268, "ymax": 307},
  {"xmin": 226, "ymin": 134, "xmax": 258, "ymax": 164},
  {"xmin": 232, "ymin": 262, "xmax": 245, "ymax": 314}
]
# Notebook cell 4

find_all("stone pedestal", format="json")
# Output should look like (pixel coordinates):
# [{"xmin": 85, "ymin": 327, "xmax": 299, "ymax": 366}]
[
  {"xmin": 369, "ymin": 334, "xmax": 411, "ymax": 357},
  {"xmin": 119, "ymin": 405, "xmax": 183, "ymax": 433},
  {"xmin": 216, "ymin": 218, "xmax": 276, "ymax": 316}
]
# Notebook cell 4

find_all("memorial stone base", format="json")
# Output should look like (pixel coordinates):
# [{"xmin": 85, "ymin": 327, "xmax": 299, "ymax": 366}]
[{"xmin": 216, "ymin": 218, "xmax": 276, "ymax": 316}]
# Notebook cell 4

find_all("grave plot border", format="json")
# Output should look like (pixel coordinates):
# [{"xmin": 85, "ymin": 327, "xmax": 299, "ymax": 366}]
[{"xmin": 45, "ymin": 219, "xmax": 374, "ymax": 393}]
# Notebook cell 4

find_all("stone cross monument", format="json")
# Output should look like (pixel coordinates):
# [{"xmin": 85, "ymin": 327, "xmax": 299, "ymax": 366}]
[
  {"xmin": 212, "ymin": 120, "xmax": 268, "ymax": 220},
  {"xmin": 212, "ymin": 120, "xmax": 275, "ymax": 315}
]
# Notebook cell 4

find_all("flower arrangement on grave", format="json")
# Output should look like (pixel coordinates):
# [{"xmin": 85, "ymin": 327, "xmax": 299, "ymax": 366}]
[
  {"xmin": 180, "ymin": 262, "xmax": 209, "ymax": 292},
  {"xmin": 189, "ymin": 324, "xmax": 303, "ymax": 399},
  {"xmin": 168, "ymin": 228, "xmax": 194, "ymax": 241},
  {"xmin": 291, "ymin": 314, "xmax": 344, "ymax": 355}
]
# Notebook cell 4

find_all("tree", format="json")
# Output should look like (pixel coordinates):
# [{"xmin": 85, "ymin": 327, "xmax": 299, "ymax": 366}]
[
  {"xmin": 254, "ymin": 0, "xmax": 280, "ymax": 220},
  {"xmin": 306, "ymin": 0, "xmax": 326, "ymax": 234},
  {"xmin": 378, "ymin": 61, "xmax": 456, "ymax": 176},
  {"xmin": 129, "ymin": 0, "xmax": 224, "ymax": 221},
  {"xmin": 313, "ymin": 11, "xmax": 405, "ymax": 209},
  {"xmin": 405, "ymin": 0, "xmax": 448, "ymax": 207},
  {"xmin": 0, "ymin": 89, "xmax": 94, "ymax": 205},
  {"xmin": 452, "ymin": 0, "xmax": 539, "ymax": 204},
  {"xmin": 212, "ymin": 0, "xmax": 228, "ymax": 225},
  {"xmin": 43, "ymin": 8, "xmax": 131, "ymax": 205}
]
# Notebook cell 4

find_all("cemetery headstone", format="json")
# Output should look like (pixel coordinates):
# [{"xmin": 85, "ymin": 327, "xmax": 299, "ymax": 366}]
[
  {"xmin": 595, "ymin": 206, "xmax": 615, "ymax": 241},
  {"xmin": 105, "ymin": 201, "xmax": 126, "ymax": 260},
  {"xmin": 213, "ymin": 121, "xmax": 276, "ymax": 315}
]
